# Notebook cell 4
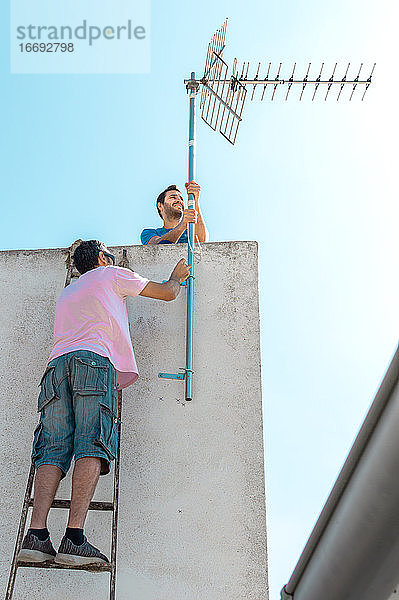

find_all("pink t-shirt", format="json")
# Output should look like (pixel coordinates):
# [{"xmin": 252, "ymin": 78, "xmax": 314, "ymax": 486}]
[{"xmin": 48, "ymin": 266, "xmax": 149, "ymax": 389}]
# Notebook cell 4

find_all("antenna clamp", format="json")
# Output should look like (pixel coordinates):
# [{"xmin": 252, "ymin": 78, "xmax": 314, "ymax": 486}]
[{"xmin": 186, "ymin": 79, "xmax": 200, "ymax": 93}]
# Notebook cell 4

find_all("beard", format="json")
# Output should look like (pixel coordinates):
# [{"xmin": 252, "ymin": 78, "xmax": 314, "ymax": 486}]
[{"xmin": 164, "ymin": 204, "xmax": 183, "ymax": 221}]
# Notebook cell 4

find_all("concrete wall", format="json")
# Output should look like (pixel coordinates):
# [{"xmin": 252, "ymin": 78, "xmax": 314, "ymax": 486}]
[{"xmin": 0, "ymin": 242, "xmax": 268, "ymax": 600}]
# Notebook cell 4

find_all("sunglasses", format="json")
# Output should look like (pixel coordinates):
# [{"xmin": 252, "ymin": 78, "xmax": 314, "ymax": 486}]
[{"xmin": 102, "ymin": 251, "xmax": 115, "ymax": 265}]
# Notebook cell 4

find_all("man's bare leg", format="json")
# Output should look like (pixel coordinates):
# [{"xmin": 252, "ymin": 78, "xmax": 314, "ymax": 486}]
[
  {"xmin": 30, "ymin": 465, "xmax": 63, "ymax": 528},
  {"xmin": 55, "ymin": 457, "xmax": 108, "ymax": 564},
  {"xmin": 67, "ymin": 457, "xmax": 101, "ymax": 528}
]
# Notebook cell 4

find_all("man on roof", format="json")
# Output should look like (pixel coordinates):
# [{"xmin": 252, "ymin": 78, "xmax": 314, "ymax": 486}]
[{"xmin": 140, "ymin": 181, "xmax": 209, "ymax": 245}]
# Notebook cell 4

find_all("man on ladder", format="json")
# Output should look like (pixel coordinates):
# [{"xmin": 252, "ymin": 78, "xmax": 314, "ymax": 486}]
[{"xmin": 17, "ymin": 240, "xmax": 190, "ymax": 566}]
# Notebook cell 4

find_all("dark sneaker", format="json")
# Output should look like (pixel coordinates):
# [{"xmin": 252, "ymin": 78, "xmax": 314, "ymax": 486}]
[
  {"xmin": 55, "ymin": 535, "xmax": 109, "ymax": 566},
  {"xmin": 17, "ymin": 531, "xmax": 56, "ymax": 563}
]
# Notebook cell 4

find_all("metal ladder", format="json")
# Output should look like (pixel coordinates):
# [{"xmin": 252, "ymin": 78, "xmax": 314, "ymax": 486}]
[
  {"xmin": 5, "ymin": 391, "xmax": 122, "ymax": 600},
  {"xmin": 5, "ymin": 241, "xmax": 123, "ymax": 600}
]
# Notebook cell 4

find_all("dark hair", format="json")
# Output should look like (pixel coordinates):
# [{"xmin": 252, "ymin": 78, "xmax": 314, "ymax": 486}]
[
  {"xmin": 72, "ymin": 240, "xmax": 108, "ymax": 275},
  {"xmin": 156, "ymin": 184, "xmax": 181, "ymax": 218}
]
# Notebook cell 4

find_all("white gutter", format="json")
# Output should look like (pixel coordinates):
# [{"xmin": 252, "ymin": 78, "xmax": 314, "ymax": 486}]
[{"xmin": 281, "ymin": 343, "xmax": 399, "ymax": 600}]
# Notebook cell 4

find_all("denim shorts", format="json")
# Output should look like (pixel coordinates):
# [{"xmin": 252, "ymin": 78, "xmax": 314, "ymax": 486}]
[{"xmin": 31, "ymin": 350, "xmax": 119, "ymax": 479}]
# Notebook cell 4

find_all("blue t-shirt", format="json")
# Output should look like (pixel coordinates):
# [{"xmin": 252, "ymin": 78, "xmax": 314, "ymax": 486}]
[{"xmin": 140, "ymin": 226, "xmax": 188, "ymax": 245}]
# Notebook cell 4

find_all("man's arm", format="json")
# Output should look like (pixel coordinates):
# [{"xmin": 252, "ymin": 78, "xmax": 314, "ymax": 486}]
[
  {"xmin": 185, "ymin": 181, "xmax": 209, "ymax": 242},
  {"xmin": 146, "ymin": 221, "xmax": 186, "ymax": 245},
  {"xmin": 194, "ymin": 207, "xmax": 208, "ymax": 243},
  {"xmin": 145, "ymin": 209, "xmax": 198, "ymax": 245},
  {"xmin": 139, "ymin": 259, "xmax": 191, "ymax": 300}
]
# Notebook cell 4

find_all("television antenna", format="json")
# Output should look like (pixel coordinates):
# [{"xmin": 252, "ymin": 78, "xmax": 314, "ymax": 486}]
[{"xmin": 159, "ymin": 18, "xmax": 375, "ymax": 401}]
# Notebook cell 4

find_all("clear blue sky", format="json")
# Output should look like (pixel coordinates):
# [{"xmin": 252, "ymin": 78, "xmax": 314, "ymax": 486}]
[{"xmin": 1, "ymin": 1, "xmax": 398, "ymax": 598}]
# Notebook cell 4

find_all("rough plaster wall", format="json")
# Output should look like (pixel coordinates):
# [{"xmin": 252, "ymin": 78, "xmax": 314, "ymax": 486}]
[{"xmin": 0, "ymin": 242, "xmax": 268, "ymax": 600}]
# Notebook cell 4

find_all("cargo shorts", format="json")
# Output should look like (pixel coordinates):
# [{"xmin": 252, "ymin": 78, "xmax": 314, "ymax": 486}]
[{"xmin": 31, "ymin": 350, "xmax": 119, "ymax": 479}]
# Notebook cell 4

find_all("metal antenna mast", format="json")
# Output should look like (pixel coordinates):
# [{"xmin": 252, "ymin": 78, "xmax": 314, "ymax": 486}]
[{"xmin": 160, "ymin": 18, "xmax": 375, "ymax": 401}]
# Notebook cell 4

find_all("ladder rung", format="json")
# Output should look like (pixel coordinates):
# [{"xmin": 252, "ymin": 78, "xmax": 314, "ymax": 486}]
[
  {"xmin": 17, "ymin": 561, "xmax": 112, "ymax": 572},
  {"xmin": 27, "ymin": 499, "xmax": 114, "ymax": 511}
]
